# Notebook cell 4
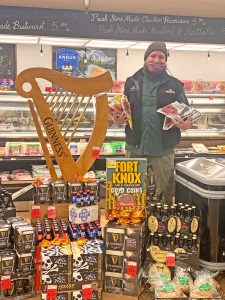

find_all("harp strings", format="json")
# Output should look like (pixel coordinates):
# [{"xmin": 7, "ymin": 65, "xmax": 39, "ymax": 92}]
[{"xmin": 43, "ymin": 85, "xmax": 93, "ymax": 144}]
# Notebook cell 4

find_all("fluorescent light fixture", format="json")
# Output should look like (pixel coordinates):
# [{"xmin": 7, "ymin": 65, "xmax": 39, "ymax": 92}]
[
  {"xmin": 166, "ymin": 42, "xmax": 185, "ymax": 49},
  {"xmin": 129, "ymin": 42, "xmax": 151, "ymax": 49},
  {"xmin": 213, "ymin": 47, "xmax": 225, "ymax": 52},
  {"xmin": 40, "ymin": 37, "xmax": 89, "ymax": 47},
  {"xmin": 175, "ymin": 43, "xmax": 224, "ymax": 51},
  {"xmin": 86, "ymin": 39, "xmax": 137, "ymax": 48},
  {"xmin": 0, "ymin": 35, "xmax": 38, "ymax": 44}
]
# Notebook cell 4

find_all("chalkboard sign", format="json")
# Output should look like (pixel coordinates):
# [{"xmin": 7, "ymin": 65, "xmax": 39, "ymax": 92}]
[
  {"xmin": 0, "ymin": 6, "xmax": 225, "ymax": 44},
  {"xmin": 0, "ymin": 44, "xmax": 16, "ymax": 91}
]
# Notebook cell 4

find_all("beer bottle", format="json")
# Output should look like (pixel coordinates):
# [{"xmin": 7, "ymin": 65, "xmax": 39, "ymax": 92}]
[
  {"xmin": 174, "ymin": 234, "xmax": 180, "ymax": 250},
  {"xmin": 148, "ymin": 232, "xmax": 155, "ymax": 247},
  {"xmin": 7, "ymin": 193, "xmax": 15, "ymax": 209},
  {"xmin": 76, "ymin": 193, "xmax": 81, "ymax": 207},
  {"xmin": 191, "ymin": 236, "xmax": 198, "ymax": 253},
  {"xmin": 153, "ymin": 234, "xmax": 159, "ymax": 246},
  {"xmin": 165, "ymin": 234, "xmax": 173, "ymax": 251},
  {"xmin": 183, "ymin": 235, "xmax": 189, "ymax": 252},
  {"xmin": 179, "ymin": 236, "xmax": 184, "ymax": 248},
  {"xmin": 158, "ymin": 233, "xmax": 164, "ymax": 249}
]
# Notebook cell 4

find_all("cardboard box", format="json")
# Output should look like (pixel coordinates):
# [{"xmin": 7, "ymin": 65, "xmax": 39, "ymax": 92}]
[
  {"xmin": 41, "ymin": 288, "xmax": 102, "ymax": 300},
  {"xmin": 104, "ymin": 271, "xmax": 142, "ymax": 296},
  {"xmin": 41, "ymin": 270, "xmax": 102, "ymax": 287},
  {"xmin": 30, "ymin": 203, "xmax": 70, "ymax": 226},
  {"xmin": 42, "ymin": 275, "xmax": 102, "ymax": 292},
  {"xmin": 69, "ymin": 204, "xmax": 99, "ymax": 224},
  {"xmin": 106, "ymin": 158, "xmax": 147, "ymax": 218},
  {"xmin": 104, "ymin": 221, "xmax": 147, "ymax": 252},
  {"xmin": 17, "ymin": 251, "xmax": 34, "ymax": 272},
  {"xmin": 41, "ymin": 245, "xmax": 73, "ymax": 274},
  {"xmin": 105, "ymin": 250, "xmax": 143, "ymax": 274},
  {"xmin": 0, "ymin": 208, "xmax": 16, "ymax": 219}
]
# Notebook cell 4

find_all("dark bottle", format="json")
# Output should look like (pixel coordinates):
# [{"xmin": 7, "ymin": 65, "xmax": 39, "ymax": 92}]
[
  {"xmin": 97, "ymin": 226, "xmax": 103, "ymax": 240},
  {"xmin": 83, "ymin": 192, "xmax": 88, "ymax": 206},
  {"xmin": 150, "ymin": 203, "xmax": 156, "ymax": 215},
  {"xmin": 37, "ymin": 229, "xmax": 44, "ymax": 244},
  {"xmin": 165, "ymin": 234, "xmax": 173, "ymax": 251},
  {"xmin": 183, "ymin": 207, "xmax": 192, "ymax": 235},
  {"xmin": 45, "ymin": 228, "xmax": 52, "ymax": 241},
  {"xmin": 173, "ymin": 235, "xmax": 180, "ymax": 250},
  {"xmin": 183, "ymin": 235, "xmax": 189, "ymax": 252},
  {"xmin": 191, "ymin": 236, "xmax": 198, "ymax": 253},
  {"xmin": 0, "ymin": 193, "xmax": 6, "ymax": 208},
  {"xmin": 192, "ymin": 206, "xmax": 197, "ymax": 217},
  {"xmin": 179, "ymin": 236, "xmax": 184, "ymax": 248},
  {"xmin": 90, "ymin": 191, "xmax": 95, "ymax": 205},
  {"xmin": 148, "ymin": 232, "xmax": 155, "ymax": 247},
  {"xmin": 6, "ymin": 193, "xmax": 15, "ymax": 209},
  {"xmin": 158, "ymin": 233, "xmax": 164, "ymax": 249},
  {"xmin": 76, "ymin": 193, "xmax": 81, "ymax": 207},
  {"xmin": 86, "ymin": 190, "xmax": 91, "ymax": 206},
  {"xmin": 153, "ymin": 234, "xmax": 159, "ymax": 246}
]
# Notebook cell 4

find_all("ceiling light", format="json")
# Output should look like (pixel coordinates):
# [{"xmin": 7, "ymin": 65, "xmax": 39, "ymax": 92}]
[
  {"xmin": 40, "ymin": 37, "xmax": 89, "ymax": 47},
  {"xmin": 129, "ymin": 42, "xmax": 151, "ymax": 49},
  {"xmin": 0, "ymin": 35, "xmax": 38, "ymax": 44},
  {"xmin": 40, "ymin": 44, "xmax": 44, "ymax": 56},
  {"xmin": 86, "ymin": 39, "xmax": 137, "ymax": 48},
  {"xmin": 207, "ymin": 51, "xmax": 211, "ymax": 62},
  {"xmin": 174, "ymin": 43, "xmax": 224, "ymax": 51},
  {"xmin": 166, "ymin": 42, "xmax": 185, "ymax": 49}
]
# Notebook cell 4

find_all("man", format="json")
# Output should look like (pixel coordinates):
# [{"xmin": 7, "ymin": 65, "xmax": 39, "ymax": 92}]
[{"xmin": 113, "ymin": 41, "xmax": 191, "ymax": 205}]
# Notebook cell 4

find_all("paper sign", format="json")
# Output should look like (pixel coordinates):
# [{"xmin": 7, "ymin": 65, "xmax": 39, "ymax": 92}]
[
  {"xmin": 82, "ymin": 284, "xmax": 92, "ymax": 299},
  {"xmin": 48, "ymin": 206, "xmax": 56, "ymax": 219},
  {"xmin": 31, "ymin": 205, "xmax": 40, "ymax": 219},
  {"xmin": 47, "ymin": 285, "xmax": 57, "ymax": 300},
  {"xmin": 1, "ymin": 276, "xmax": 11, "ymax": 290},
  {"xmin": 127, "ymin": 262, "xmax": 137, "ymax": 277},
  {"xmin": 166, "ymin": 253, "xmax": 176, "ymax": 267},
  {"xmin": 92, "ymin": 146, "xmax": 101, "ymax": 158}
]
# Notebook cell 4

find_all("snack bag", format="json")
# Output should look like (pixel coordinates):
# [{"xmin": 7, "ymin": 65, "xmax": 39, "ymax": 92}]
[
  {"xmin": 155, "ymin": 281, "xmax": 184, "ymax": 299},
  {"xmin": 173, "ymin": 266, "xmax": 193, "ymax": 294},
  {"xmin": 109, "ymin": 94, "xmax": 133, "ymax": 129},
  {"xmin": 190, "ymin": 270, "xmax": 219, "ymax": 299}
]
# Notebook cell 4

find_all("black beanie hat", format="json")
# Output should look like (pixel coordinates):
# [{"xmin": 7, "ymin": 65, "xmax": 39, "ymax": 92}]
[{"xmin": 144, "ymin": 41, "xmax": 168, "ymax": 61}]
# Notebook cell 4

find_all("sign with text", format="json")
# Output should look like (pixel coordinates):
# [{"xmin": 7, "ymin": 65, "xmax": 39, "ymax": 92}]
[
  {"xmin": 0, "ymin": 44, "xmax": 16, "ymax": 91},
  {"xmin": 0, "ymin": 6, "xmax": 224, "ymax": 44}
]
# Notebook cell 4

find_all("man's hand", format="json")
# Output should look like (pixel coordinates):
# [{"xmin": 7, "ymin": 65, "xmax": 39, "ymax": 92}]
[
  {"xmin": 111, "ymin": 112, "xmax": 128, "ymax": 125},
  {"xmin": 173, "ymin": 116, "xmax": 192, "ymax": 131}
]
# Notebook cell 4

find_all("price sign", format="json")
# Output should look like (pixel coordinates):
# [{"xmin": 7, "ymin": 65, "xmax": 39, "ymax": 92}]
[
  {"xmin": 1, "ymin": 276, "xmax": 11, "ymax": 290},
  {"xmin": 92, "ymin": 146, "xmax": 101, "ymax": 158},
  {"xmin": 31, "ymin": 205, "xmax": 40, "ymax": 219},
  {"xmin": 127, "ymin": 262, "xmax": 137, "ymax": 277},
  {"xmin": 166, "ymin": 253, "xmax": 175, "ymax": 267},
  {"xmin": 48, "ymin": 206, "xmax": 56, "ymax": 219},
  {"xmin": 47, "ymin": 285, "xmax": 57, "ymax": 300},
  {"xmin": 82, "ymin": 284, "xmax": 92, "ymax": 299}
]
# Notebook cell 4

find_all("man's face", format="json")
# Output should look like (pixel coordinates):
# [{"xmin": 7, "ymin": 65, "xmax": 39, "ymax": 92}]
[{"xmin": 144, "ymin": 50, "xmax": 167, "ymax": 73}]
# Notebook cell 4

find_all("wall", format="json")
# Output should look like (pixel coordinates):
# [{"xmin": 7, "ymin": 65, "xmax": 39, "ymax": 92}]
[{"xmin": 16, "ymin": 44, "xmax": 225, "ymax": 90}]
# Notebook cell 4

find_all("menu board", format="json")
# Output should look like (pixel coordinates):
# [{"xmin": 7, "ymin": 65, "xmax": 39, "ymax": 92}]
[
  {"xmin": 0, "ymin": 44, "xmax": 16, "ymax": 91},
  {"xmin": 53, "ymin": 47, "xmax": 116, "ymax": 80}
]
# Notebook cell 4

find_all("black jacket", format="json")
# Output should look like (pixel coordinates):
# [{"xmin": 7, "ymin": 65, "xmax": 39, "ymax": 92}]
[{"xmin": 124, "ymin": 68, "xmax": 188, "ymax": 148}]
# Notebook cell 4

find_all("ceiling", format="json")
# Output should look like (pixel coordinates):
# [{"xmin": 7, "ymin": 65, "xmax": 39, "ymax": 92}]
[{"xmin": 1, "ymin": 0, "xmax": 225, "ymax": 18}]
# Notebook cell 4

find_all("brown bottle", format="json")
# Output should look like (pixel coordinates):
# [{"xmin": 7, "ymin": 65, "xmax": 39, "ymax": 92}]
[{"xmin": 165, "ymin": 234, "xmax": 173, "ymax": 251}]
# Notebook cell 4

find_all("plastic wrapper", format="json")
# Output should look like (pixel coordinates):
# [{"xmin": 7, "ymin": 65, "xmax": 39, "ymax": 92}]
[
  {"xmin": 173, "ymin": 266, "xmax": 193, "ymax": 294},
  {"xmin": 155, "ymin": 281, "xmax": 185, "ymax": 299},
  {"xmin": 109, "ymin": 94, "xmax": 133, "ymax": 129},
  {"xmin": 190, "ymin": 270, "xmax": 221, "ymax": 299}
]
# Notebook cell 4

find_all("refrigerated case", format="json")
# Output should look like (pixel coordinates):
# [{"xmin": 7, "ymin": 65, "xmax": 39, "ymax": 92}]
[{"xmin": 0, "ymin": 92, "xmax": 225, "ymax": 146}]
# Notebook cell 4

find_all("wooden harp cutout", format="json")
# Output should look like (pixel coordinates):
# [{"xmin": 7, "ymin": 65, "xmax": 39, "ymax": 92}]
[{"xmin": 15, "ymin": 67, "xmax": 113, "ymax": 182}]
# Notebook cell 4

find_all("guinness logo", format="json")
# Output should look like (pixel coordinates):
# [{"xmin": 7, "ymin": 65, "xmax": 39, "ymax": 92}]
[
  {"xmin": 111, "ymin": 255, "xmax": 119, "ymax": 265},
  {"xmin": 111, "ymin": 278, "xmax": 118, "ymax": 287},
  {"xmin": 112, "ymin": 233, "xmax": 119, "ymax": 243}
]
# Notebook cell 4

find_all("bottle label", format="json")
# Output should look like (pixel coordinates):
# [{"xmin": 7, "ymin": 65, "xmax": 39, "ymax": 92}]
[
  {"xmin": 148, "ymin": 216, "xmax": 158, "ymax": 233},
  {"xmin": 176, "ymin": 217, "xmax": 181, "ymax": 232},
  {"xmin": 148, "ymin": 263, "xmax": 171, "ymax": 278},
  {"xmin": 174, "ymin": 247, "xmax": 186, "ymax": 254},
  {"xmin": 191, "ymin": 217, "xmax": 199, "ymax": 234},
  {"xmin": 167, "ymin": 216, "xmax": 176, "ymax": 233},
  {"xmin": 149, "ymin": 245, "xmax": 167, "ymax": 263}
]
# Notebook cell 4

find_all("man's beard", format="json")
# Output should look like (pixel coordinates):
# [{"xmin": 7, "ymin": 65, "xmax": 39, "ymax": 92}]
[{"xmin": 145, "ymin": 62, "xmax": 166, "ymax": 74}]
